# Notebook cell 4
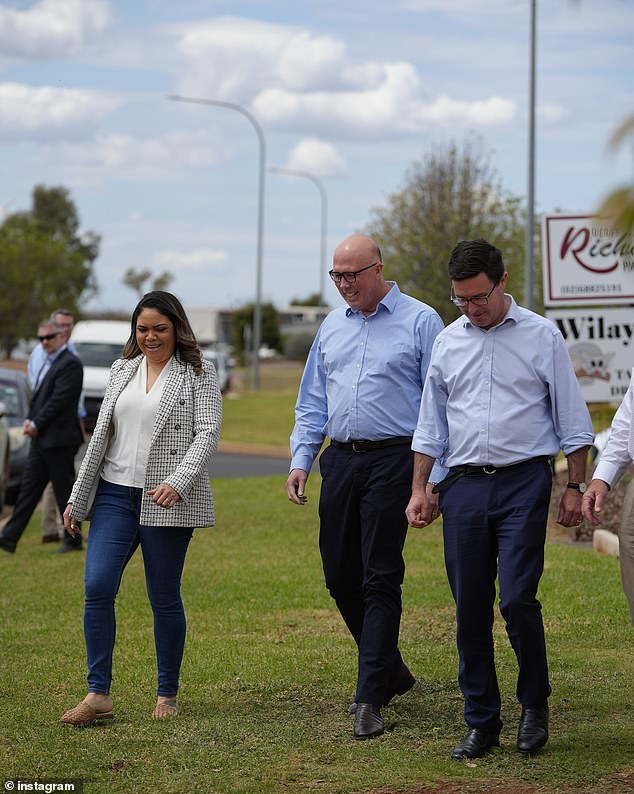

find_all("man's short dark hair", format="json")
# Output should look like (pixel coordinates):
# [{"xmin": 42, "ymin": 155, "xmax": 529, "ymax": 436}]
[{"xmin": 448, "ymin": 238, "xmax": 505, "ymax": 282}]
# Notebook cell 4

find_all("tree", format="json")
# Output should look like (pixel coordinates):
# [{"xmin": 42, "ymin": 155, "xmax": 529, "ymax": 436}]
[
  {"xmin": 365, "ymin": 137, "xmax": 531, "ymax": 325},
  {"xmin": 0, "ymin": 185, "xmax": 99, "ymax": 356},
  {"xmin": 289, "ymin": 292, "xmax": 326, "ymax": 307},
  {"xmin": 122, "ymin": 267, "xmax": 173, "ymax": 299},
  {"xmin": 231, "ymin": 302, "xmax": 281, "ymax": 358}
]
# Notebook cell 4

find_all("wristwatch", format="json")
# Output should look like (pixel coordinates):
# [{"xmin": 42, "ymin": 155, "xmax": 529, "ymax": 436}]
[{"xmin": 566, "ymin": 481, "xmax": 587, "ymax": 493}]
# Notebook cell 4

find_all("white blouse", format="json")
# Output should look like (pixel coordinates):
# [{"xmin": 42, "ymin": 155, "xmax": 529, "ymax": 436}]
[{"xmin": 102, "ymin": 356, "xmax": 174, "ymax": 488}]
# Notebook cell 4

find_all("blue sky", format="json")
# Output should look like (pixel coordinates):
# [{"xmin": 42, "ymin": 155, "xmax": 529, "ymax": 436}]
[{"xmin": 0, "ymin": 0, "xmax": 632, "ymax": 314}]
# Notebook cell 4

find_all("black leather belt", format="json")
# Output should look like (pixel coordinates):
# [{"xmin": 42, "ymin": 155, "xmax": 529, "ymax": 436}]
[
  {"xmin": 330, "ymin": 437, "xmax": 412, "ymax": 453},
  {"xmin": 432, "ymin": 456, "xmax": 552, "ymax": 493}
]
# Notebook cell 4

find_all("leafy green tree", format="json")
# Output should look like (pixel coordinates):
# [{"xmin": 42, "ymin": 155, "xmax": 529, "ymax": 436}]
[
  {"xmin": 365, "ymin": 136, "xmax": 533, "ymax": 325},
  {"xmin": 231, "ymin": 302, "xmax": 281, "ymax": 357},
  {"xmin": 122, "ymin": 267, "xmax": 173, "ymax": 298},
  {"xmin": 0, "ymin": 185, "xmax": 99, "ymax": 356}
]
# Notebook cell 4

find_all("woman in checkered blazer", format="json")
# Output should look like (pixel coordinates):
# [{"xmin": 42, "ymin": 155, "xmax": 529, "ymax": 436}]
[{"xmin": 60, "ymin": 291, "xmax": 222, "ymax": 726}]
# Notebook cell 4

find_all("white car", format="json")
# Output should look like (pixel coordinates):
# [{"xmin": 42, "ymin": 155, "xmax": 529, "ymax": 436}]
[
  {"xmin": 201, "ymin": 347, "xmax": 232, "ymax": 393},
  {"xmin": 72, "ymin": 320, "xmax": 130, "ymax": 431}
]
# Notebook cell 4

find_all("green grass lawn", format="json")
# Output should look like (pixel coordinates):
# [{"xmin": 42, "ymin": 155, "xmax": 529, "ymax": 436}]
[{"xmin": 1, "ymin": 475, "xmax": 633, "ymax": 794}]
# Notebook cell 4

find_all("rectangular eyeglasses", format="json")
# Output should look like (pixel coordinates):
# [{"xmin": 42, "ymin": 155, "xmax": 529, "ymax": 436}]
[
  {"xmin": 450, "ymin": 282, "xmax": 497, "ymax": 307},
  {"xmin": 329, "ymin": 262, "xmax": 379, "ymax": 284}
]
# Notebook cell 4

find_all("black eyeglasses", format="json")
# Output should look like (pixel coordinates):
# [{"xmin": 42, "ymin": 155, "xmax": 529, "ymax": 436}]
[
  {"xmin": 450, "ymin": 282, "xmax": 498, "ymax": 308},
  {"xmin": 38, "ymin": 332, "xmax": 60, "ymax": 342},
  {"xmin": 329, "ymin": 262, "xmax": 379, "ymax": 284}
]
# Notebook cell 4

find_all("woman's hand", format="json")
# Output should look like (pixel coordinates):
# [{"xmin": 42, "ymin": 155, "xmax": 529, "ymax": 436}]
[
  {"xmin": 63, "ymin": 503, "xmax": 81, "ymax": 537},
  {"xmin": 147, "ymin": 483, "xmax": 181, "ymax": 509}
]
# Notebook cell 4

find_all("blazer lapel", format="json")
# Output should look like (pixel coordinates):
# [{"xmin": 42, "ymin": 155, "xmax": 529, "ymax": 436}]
[
  {"xmin": 150, "ymin": 357, "xmax": 186, "ymax": 446},
  {"xmin": 32, "ymin": 348, "xmax": 69, "ymax": 400}
]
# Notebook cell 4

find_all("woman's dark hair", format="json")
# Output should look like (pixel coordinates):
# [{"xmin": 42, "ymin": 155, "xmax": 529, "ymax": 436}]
[
  {"xmin": 123, "ymin": 291, "xmax": 203, "ymax": 374},
  {"xmin": 448, "ymin": 238, "xmax": 505, "ymax": 282}
]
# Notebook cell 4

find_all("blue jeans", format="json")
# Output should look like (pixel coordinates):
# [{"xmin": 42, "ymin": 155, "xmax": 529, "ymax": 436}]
[{"xmin": 84, "ymin": 480, "xmax": 193, "ymax": 697}]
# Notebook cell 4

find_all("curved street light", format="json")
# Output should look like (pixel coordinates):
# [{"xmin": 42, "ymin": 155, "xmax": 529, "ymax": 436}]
[
  {"xmin": 167, "ymin": 94, "xmax": 265, "ymax": 389},
  {"xmin": 268, "ymin": 167, "xmax": 328, "ymax": 307}
]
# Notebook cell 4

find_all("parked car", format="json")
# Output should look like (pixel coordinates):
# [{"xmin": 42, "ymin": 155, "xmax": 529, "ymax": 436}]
[
  {"xmin": 201, "ymin": 347, "xmax": 232, "ymax": 393},
  {"xmin": 0, "ymin": 367, "xmax": 31, "ymax": 506},
  {"xmin": 0, "ymin": 399, "xmax": 10, "ymax": 511},
  {"xmin": 72, "ymin": 320, "xmax": 130, "ymax": 431}
]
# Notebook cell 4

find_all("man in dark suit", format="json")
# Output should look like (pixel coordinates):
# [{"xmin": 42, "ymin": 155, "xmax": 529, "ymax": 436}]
[{"xmin": 0, "ymin": 319, "xmax": 84, "ymax": 554}]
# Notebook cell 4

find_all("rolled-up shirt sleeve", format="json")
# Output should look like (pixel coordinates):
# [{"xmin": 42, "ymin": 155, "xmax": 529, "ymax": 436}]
[{"xmin": 593, "ymin": 373, "xmax": 634, "ymax": 488}]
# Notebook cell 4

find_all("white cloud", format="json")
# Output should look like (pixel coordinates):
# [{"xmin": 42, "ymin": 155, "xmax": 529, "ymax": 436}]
[
  {"xmin": 285, "ymin": 138, "xmax": 348, "ymax": 177},
  {"xmin": 155, "ymin": 248, "xmax": 228, "ymax": 272},
  {"xmin": 0, "ymin": 0, "xmax": 112, "ymax": 59},
  {"xmin": 417, "ymin": 95, "xmax": 516, "ymax": 126},
  {"xmin": 254, "ymin": 65, "xmax": 516, "ymax": 138},
  {"xmin": 0, "ymin": 82, "xmax": 119, "ymax": 140},
  {"xmin": 171, "ymin": 17, "xmax": 517, "ymax": 139}
]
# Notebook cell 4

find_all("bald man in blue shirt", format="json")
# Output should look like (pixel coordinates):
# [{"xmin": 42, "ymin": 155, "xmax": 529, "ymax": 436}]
[
  {"xmin": 406, "ymin": 238, "xmax": 594, "ymax": 760},
  {"xmin": 286, "ymin": 233, "xmax": 444, "ymax": 740}
]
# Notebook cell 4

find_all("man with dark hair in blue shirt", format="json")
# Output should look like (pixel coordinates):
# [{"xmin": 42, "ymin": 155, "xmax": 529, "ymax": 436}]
[
  {"xmin": 286, "ymin": 233, "xmax": 444, "ymax": 740},
  {"xmin": 407, "ymin": 238, "xmax": 594, "ymax": 759}
]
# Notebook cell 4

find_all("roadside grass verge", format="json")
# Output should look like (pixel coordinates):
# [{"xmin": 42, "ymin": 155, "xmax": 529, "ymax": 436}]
[{"xmin": 1, "ymin": 475, "xmax": 633, "ymax": 793}]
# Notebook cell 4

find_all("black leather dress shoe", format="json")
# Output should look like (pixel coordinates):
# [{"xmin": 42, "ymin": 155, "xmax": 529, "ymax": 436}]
[
  {"xmin": 42, "ymin": 534, "xmax": 60, "ymax": 543},
  {"xmin": 353, "ymin": 703, "xmax": 384, "ymax": 740},
  {"xmin": 0, "ymin": 535, "xmax": 16, "ymax": 554},
  {"xmin": 451, "ymin": 728, "xmax": 500, "ymax": 760},
  {"xmin": 348, "ymin": 664, "xmax": 417, "ymax": 714},
  {"xmin": 517, "ymin": 703, "xmax": 549, "ymax": 754}
]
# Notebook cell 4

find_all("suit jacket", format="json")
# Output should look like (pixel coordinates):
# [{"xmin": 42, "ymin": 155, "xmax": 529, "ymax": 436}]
[
  {"xmin": 29, "ymin": 347, "xmax": 84, "ymax": 449},
  {"xmin": 69, "ymin": 354, "xmax": 222, "ymax": 527}
]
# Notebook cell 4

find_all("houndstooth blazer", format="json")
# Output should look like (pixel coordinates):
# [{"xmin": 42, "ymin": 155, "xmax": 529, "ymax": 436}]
[{"xmin": 69, "ymin": 354, "xmax": 222, "ymax": 527}]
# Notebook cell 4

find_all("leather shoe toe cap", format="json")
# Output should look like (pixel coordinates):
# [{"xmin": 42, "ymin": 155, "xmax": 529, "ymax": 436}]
[
  {"xmin": 353, "ymin": 703, "xmax": 384, "ymax": 740},
  {"xmin": 451, "ymin": 728, "xmax": 500, "ymax": 759}
]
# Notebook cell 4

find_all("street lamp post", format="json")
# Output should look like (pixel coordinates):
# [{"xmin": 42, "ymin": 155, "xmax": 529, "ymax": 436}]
[
  {"xmin": 526, "ymin": 0, "xmax": 537, "ymax": 310},
  {"xmin": 167, "ymin": 94, "xmax": 265, "ymax": 389},
  {"xmin": 268, "ymin": 167, "xmax": 328, "ymax": 307}
]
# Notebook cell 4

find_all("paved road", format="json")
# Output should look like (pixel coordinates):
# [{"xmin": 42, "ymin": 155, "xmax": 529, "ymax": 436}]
[{"xmin": 209, "ymin": 451, "xmax": 291, "ymax": 478}]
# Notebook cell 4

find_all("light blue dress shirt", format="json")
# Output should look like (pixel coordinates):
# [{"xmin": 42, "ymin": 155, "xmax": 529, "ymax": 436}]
[
  {"xmin": 412, "ymin": 295, "xmax": 594, "ymax": 468},
  {"xmin": 290, "ymin": 282, "xmax": 445, "ymax": 477}
]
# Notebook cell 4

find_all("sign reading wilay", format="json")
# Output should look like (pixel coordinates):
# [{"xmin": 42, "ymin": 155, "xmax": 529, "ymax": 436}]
[
  {"xmin": 548, "ymin": 308, "xmax": 633, "ymax": 401},
  {"xmin": 542, "ymin": 213, "xmax": 634, "ymax": 306}
]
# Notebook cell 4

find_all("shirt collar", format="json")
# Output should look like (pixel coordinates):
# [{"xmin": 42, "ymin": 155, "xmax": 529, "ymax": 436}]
[
  {"xmin": 345, "ymin": 281, "xmax": 399, "ymax": 317},
  {"xmin": 47, "ymin": 343, "xmax": 68, "ymax": 362}
]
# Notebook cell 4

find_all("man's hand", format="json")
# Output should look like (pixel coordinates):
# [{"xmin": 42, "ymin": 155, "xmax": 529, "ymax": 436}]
[
  {"xmin": 581, "ymin": 479, "xmax": 610, "ymax": 526},
  {"xmin": 556, "ymin": 487, "xmax": 583, "ymax": 528},
  {"xmin": 286, "ymin": 468, "xmax": 308, "ymax": 505},
  {"xmin": 406, "ymin": 484, "xmax": 440, "ymax": 528},
  {"xmin": 23, "ymin": 419, "xmax": 38, "ymax": 438}
]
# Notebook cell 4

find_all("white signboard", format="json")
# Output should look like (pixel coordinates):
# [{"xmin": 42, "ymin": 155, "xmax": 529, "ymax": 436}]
[
  {"xmin": 542, "ymin": 214, "xmax": 634, "ymax": 306},
  {"xmin": 547, "ymin": 307, "xmax": 633, "ymax": 402}
]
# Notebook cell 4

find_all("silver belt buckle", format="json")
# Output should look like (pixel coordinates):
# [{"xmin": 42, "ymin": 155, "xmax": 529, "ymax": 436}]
[
  {"xmin": 352, "ymin": 441, "xmax": 365, "ymax": 452},
  {"xmin": 483, "ymin": 464, "xmax": 497, "ymax": 475}
]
